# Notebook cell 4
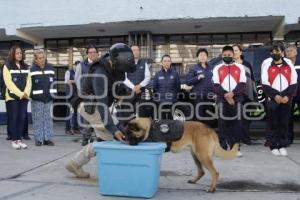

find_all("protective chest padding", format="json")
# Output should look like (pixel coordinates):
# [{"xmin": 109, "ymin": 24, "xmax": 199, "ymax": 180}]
[{"xmin": 145, "ymin": 120, "xmax": 184, "ymax": 143}]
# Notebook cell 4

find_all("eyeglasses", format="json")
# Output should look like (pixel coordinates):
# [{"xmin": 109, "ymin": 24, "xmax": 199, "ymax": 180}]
[{"xmin": 88, "ymin": 51, "xmax": 97, "ymax": 54}]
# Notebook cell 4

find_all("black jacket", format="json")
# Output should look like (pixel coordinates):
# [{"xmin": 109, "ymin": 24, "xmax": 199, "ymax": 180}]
[{"xmin": 82, "ymin": 57, "xmax": 121, "ymax": 134}]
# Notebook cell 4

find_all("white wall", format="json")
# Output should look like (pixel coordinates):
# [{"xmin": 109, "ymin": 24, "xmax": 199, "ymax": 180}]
[{"xmin": 0, "ymin": 0, "xmax": 299, "ymax": 35}]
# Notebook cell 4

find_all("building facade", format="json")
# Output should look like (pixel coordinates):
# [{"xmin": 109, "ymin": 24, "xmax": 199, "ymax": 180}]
[{"xmin": 0, "ymin": 0, "xmax": 300, "ymax": 87}]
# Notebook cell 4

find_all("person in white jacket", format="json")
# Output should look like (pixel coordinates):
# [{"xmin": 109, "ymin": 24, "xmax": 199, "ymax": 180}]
[
  {"xmin": 212, "ymin": 46, "xmax": 247, "ymax": 157},
  {"xmin": 261, "ymin": 43, "xmax": 297, "ymax": 156}
]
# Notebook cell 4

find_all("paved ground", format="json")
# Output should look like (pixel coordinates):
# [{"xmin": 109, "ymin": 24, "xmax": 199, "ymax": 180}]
[{"xmin": 1, "ymin": 122, "xmax": 300, "ymax": 200}]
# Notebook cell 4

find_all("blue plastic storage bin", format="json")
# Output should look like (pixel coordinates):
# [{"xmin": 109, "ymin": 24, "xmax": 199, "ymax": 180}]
[{"xmin": 93, "ymin": 141, "xmax": 166, "ymax": 198}]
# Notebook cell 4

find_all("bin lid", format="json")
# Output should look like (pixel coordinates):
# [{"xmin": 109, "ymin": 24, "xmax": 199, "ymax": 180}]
[{"xmin": 93, "ymin": 141, "xmax": 166, "ymax": 151}]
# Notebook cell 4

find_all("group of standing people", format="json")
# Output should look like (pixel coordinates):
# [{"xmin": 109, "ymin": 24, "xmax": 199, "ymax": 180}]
[
  {"xmin": 124, "ymin": 43, "xmax": 298, "ymax": 157},
  {"xmin": 2, "ymin": 46, "xmax": 55, "ymax": 149},
  {"xmin": 3, "ymin": 42, "xmax": 298, "ymax": 158}
]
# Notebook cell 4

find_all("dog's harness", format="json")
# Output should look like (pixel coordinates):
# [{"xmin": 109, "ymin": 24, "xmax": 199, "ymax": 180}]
[{"xmin": 144, "ymin": 120, "xmax": 184, "ymax": 151}]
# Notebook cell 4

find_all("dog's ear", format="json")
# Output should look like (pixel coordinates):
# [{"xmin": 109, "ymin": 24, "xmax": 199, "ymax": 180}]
[{"xmin": 121, "ymin": 115, "xmax": 137, "ymax": 127}]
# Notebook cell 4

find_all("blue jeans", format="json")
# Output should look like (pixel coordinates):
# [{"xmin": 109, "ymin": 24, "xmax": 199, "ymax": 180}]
[{"xmin": 65, "ymin": 100, "xmax": 79, "ymax": 131}]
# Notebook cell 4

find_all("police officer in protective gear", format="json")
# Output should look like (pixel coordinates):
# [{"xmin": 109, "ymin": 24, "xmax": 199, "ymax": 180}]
[{"xmin": 65, "ymin": 43, "xmax": 136, "ymax": 178}]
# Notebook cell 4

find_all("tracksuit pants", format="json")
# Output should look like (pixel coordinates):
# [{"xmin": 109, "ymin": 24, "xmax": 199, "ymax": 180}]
[
  {"xmin": 217, "ymin": 101, "xmax": 244, "ymax": 149},
  {"xmin": 267, "ymin": 100, "xmax": 291, "ymax": 149}
]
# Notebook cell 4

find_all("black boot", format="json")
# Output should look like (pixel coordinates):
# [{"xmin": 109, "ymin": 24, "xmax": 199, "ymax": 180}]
[
  {"xmin": 23, "ymin": 135, "xmax": 31, "ymax": 140},
  {"xmin": 44, "ymin": 140, "xmax": 55, "ymax": 146},
  {"xmin": 35, "ymin": 141, "xmax": 42, "ymax": 146}
]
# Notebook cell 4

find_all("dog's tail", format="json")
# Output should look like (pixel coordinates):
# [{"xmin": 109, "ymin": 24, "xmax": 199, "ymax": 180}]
[{"xmin": 213, "ymin": 134, "xmax": 239, "ymax": 160}]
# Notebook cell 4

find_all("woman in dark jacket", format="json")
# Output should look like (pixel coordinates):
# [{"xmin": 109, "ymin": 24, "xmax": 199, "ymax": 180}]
[
  {"xmin": 233, "ymin": 44, "xmax": 257, "ymax": 145},
  {"xmin": 3, "ymin": 45, "xmax": 31, "ymax": 149},
  {"xmin": 30, "ymin": 49, "xmax": 56, "ymax": 146},
  {"xmin": 186, "ymin": 48, "xmax": 215, "ymax": 127}
]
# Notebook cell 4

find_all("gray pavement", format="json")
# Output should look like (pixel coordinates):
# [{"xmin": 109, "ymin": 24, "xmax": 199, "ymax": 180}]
[{"xmin": 1, "ymin": 122, "xmax": 300, "ymax": 200}]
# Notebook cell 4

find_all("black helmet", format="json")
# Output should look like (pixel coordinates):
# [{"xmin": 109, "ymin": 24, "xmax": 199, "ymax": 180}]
[{"xmin": 109, "ymin": 43, "xmax": 136, "ymax": 73}]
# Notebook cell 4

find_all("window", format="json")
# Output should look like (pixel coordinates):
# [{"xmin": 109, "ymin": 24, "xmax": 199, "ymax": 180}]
[
  {"xmin": 99, "ymin": 37, "xmax": 111, "ymax": 47},
  {"xmin": 242, "ymin": 33, "xmax": 256, "ymax": 43},
  {"xmin": 85, "ymin": 38, "xmax": 98, "ymax": 46},
  {"xmin": 73, "ymin": 39, "xmax": 85, "ymax": 47},
  {"xmin": 182, "ymin": 35, "xmax": 196, "ymax": 44},
  {"xmin": 153, "ymin": 35, "xmax": 167, "ymax": 45},
  {"xmin": 257, "ymin": 33, "xmax": 272, "ymax": 43},
  {"xmin": 112, "ymin": 36, "xmax": 126, "ymax": 44},
  {"xmin": 212, "ymin": 34, "xmax": 226, "ymax": 44},
  {"xmin": 46, "ymin": 40, "xmax": 57, "ymax": 48},
  {"xmin": 198, "ymin": 35, "xmax": 211, "ymax": 45},
  {"xmin": 57, "ymin": 40, "xmax": 70, "ymax": 48},
  {"xmin": 170, "ymin": 35, "xmax": 182, "ymax": 44},
  {"xmin": 227, "ymin": 34, "xmax": 242, "ymax": 44}
]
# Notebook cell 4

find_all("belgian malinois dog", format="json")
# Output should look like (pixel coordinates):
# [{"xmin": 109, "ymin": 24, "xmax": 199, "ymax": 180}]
[{"xmin": 124, "ymin": 118, "xmax": 239, "ymax": 192}]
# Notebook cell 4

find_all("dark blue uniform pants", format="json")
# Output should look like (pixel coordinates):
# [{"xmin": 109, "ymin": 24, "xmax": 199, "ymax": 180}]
[
  {"xmin": 6, "ymin": 99, "xmax": 28, "ymax": 141},
  {"xmin": 288, "ymin": 98, "xmax": 299, "ymax": 144},
  {"xmin": 6, "ymin": 102, "xmax": 29, "ymax": 138}
]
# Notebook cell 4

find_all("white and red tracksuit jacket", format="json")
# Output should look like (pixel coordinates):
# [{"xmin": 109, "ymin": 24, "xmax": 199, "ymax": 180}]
[
  {"xmin": 261, "ymin": 57, "xmax": 298, "ymax": 99},
  {"xmin": 212, "ymin": 62, "xmax": 247, "ymax": 101}
]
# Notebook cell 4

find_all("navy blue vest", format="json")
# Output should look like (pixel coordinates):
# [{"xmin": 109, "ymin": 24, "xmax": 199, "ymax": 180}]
[
  {"xmin": 126, "ymin": 59, "xmax": 146, "ymax": 85},
  {"xmin": 154, "ymin": 68, "xmax": 181, "ymax": 103},
  {"xmin": 69, "ymin": 69, "xmax": 75, "ymax": 80},
  {"xmin": 30, "ymin": 63, "xmax": 56, "ymax": 103},
  {"xmin": 189, "ymin": 64, "xmax": 214, "ymax": 97},
  {"xmin": 6, "ymin": 62, "xmax": 29, "ymax": 100},
  {"xmin": 80, "ymin": 60, "xmax": 92, "ymax": 90},
  {"xmin": 81, "ymin": 60, "xmax": 90, "ymax": 74}
]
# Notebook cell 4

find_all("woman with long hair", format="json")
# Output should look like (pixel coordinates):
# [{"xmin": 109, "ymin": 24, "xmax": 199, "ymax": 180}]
[
  {"xmin": 3, "ymin": 45, "xmax": 31, "ymax": 149},
  {"xmin": 232, "ymin": 44, "xmax": 256, "ymax": 146}
]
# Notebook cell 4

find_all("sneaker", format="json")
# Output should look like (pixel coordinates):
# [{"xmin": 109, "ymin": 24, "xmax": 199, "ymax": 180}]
[
  {"xmin": 12, "ymin": 141, "xmax": 21, "ymax": 150},
  {"xmin": 17, "ymin": 140, "xmax": 28, "ymax": 149},
  {"xmin": 271, "ymin": 149, "xmax": 280, "ymax": 156},
  {"xmin": 237, "ymin": 151, "xmax": 243, "ymax": 157},
  {"xmin": 65, "ymin": 161, "xmax": 90, "ymax": 178},
  {"xmin": 65, "ymin": 130, "xmax": 73, "ymax": 135},
  {"xmin": 279, "ymin": 148, "xmax": 288, "ymax": 156},
  {"xmin": 73, "ymin": 130, "xmax": 81, "ymax": 135},
  {"xmin": 44, "ymin": 140, "xmax": 55, "ymax": 146}
]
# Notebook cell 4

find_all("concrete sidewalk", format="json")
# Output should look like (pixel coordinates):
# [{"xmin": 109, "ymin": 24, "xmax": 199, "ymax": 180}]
[{"xmin": 1, "ymin": 123, "xmax": 300, "ymax": 200}]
